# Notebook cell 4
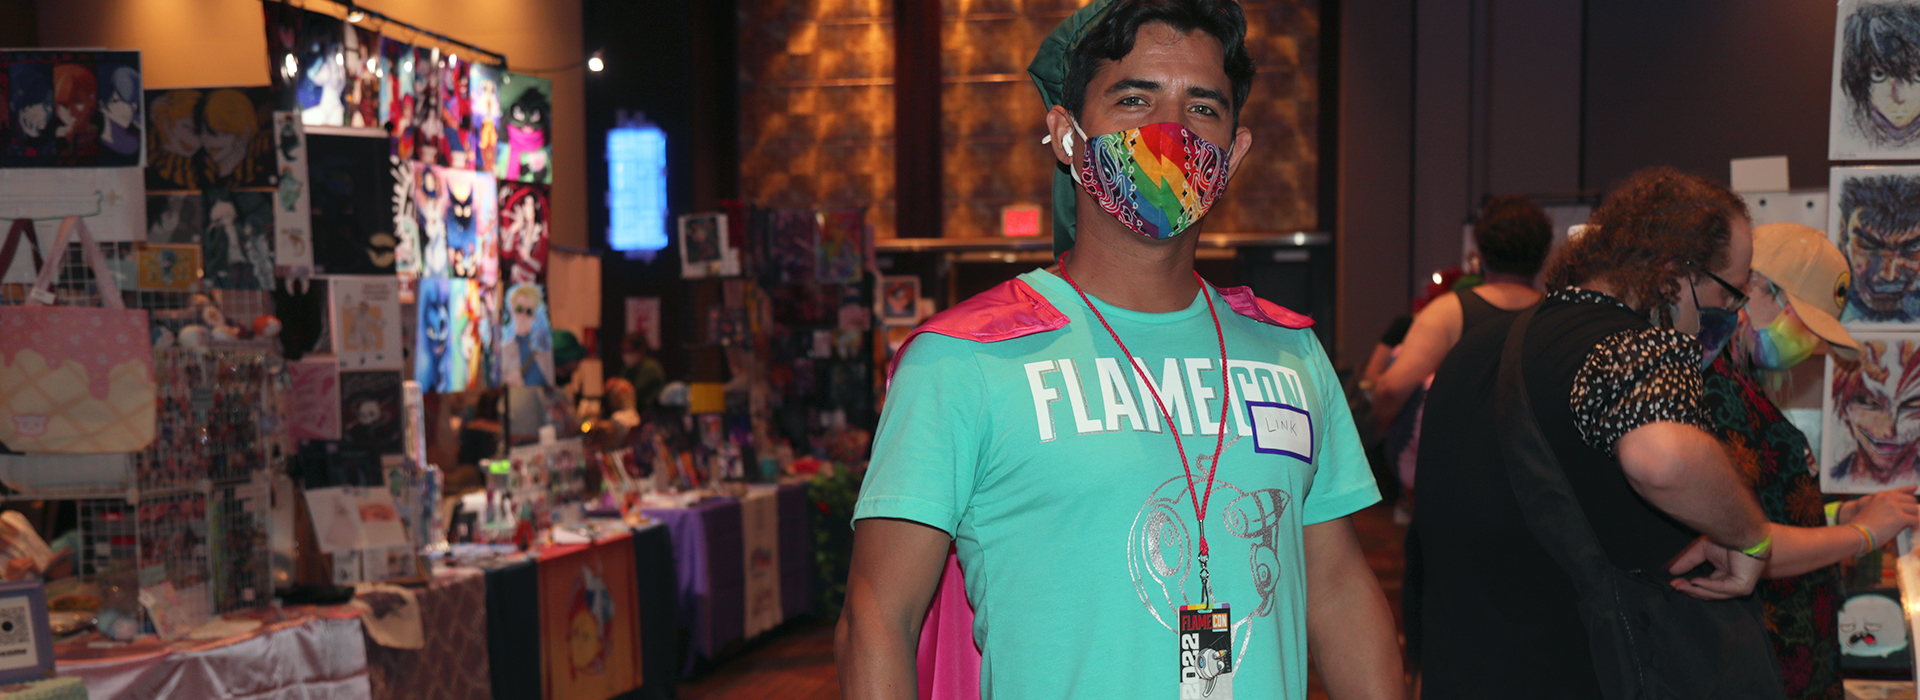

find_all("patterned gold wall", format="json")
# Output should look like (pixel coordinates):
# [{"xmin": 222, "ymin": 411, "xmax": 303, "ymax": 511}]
[
  {"xmin": 739, "ymin": 0, "xmax": 898, "ymax": 238},
  {"xmin": 740, "ymin": 0, "xmax": 1320, "ymax": 241},
  {"xmin": 941, "ymin": 0, "xmax": 1320, "ymax": 239}
]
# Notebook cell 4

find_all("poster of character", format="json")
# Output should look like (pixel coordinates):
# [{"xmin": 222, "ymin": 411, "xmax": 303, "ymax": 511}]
[
  {"xmin": 342, "ymin": 25, "xmax": 381, "ymax": 129},
  {"xmin": 1, "ymin": 50, "xmax": 141, "ymax": 167},
  {"xmin": 678, "ymin": 212, "xmax": 736, "ymax": 279},
  {"xmin": 308, "ymin": 133, "xmax": 397, "ymax": 275},
  {"xmin": 329, "ymin": 275, "xmax": 403, "ymax": 370},
  {"xmin": 135, "ymin": 244, "xmax": 201, "ymax": 291},
  {"xmin": 0, "ymin": 167, "xmax": 144, "ymax": 281},
  {"xmin": 1834, "ymin": 1, "xmax": 1920, "ymax": 159},
  {"xmin": 338, "ymin": 370, "xmax": 403, "ymax": 453},
  {"xmin": 470, "ymin": 63, "xmax": 502, "ymax": 170},
  {"xmin": 767, "ymin": 208, "xmax": 817, "ymax": 284},
  {"xmin": 406, "ymin": 47, "xmax": 447, "ymax": 165},
  {"xmin": 462, "ymin": 280, "xmax": 499, "ymax": 392},
  {"xmin": 495, "ymin": 72, "xmax": 551, "ymax": 184},
  {"xmin": 273, "ymin": 112, "xmax": 314, "ymax": 274},
  {"xmin": 880, "ymin": 276, "xmax": 920, "ymax": 326},
  {"xmin": 816, "ymin": 209, "xmax": 865, "ymax": 283},
  {"xmin": 624, "ymin": 296, "xmax": 660, "ymax": 351},
  {"xmin": 199, "ymin": 189, "xmax": 274, "ymax": 290},
  {"xmin": 288, "ymin": 357, "xmax": 343, "ymax": 441},
  {"xmin": 498, "ymin": 283, "xmax": 554, "ymax": 388},
  {"xmin": 1824, "ymin": 333, "xmax": 1920, "ymax": 493},
  {"xmin": 414, "ymin": 277, "xmax": 492, "ymax": 393},
  {"xmin": 145, "ymin": 192, "xmax": 201, "ymax": 244},
  {"xmin": 377, "ymin": 37, "xmax": 414, "ymax": 145},
  {"xmin": 1839, "ymin": 590, "xmax": 1914, "ymax": 671},
  {"xmin": 144, "ymin": 87, "xmax": 275, "ymax": 191},
  {"xmin": 499, "ymin": 182, "xmax": 548, "ymax": 285},
  {"xmin": 1831, "ymin": 166, "xmax": 1920, "ymax": 326},
  {"xmin": 292, "ymin": 10, "xmax": 346, "ymax": 126},
  {"xmin": 436, "ymin": 53, "xmax": 474, "ymax": 169},
  {"xmin": 405, "ymin": 163, "xmax": 498, "ymax": 282}
]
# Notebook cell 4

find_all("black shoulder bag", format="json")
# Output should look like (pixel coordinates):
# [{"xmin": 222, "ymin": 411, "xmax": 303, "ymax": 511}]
[{"xmin": 1495, "ymin": 306, "xmax": 1785, "ymax": 700}]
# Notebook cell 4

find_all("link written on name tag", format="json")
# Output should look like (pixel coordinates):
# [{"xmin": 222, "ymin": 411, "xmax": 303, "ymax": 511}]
[{"xmin": 1246, "ymin": 401, "xmax": 1311, "ymax": 463}]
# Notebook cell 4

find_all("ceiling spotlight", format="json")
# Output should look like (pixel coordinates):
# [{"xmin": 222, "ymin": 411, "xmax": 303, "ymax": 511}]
[
  {"xmin": 345, "ymin": 10, "xmax": 366, "ymax": 23},
  {"xmin": 588, "ymin": 51, "xmax": 605, "ymax": 73}
]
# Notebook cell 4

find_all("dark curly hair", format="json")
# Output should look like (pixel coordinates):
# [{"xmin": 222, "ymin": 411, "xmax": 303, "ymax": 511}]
[
  {"xmin": 1063, "ymin": 0, "xmax": 1257, "ymax": 122},
  {"xmin": 1474, "ymin": 195, "xmax": 1553, "ymax": 276},
  {"xmin": 1544, "ymin": 167, "xmax": 1749, "ymax": 325}
]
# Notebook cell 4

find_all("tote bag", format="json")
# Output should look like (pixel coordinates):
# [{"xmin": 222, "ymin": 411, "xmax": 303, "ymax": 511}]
[{"xmin": 0, "ymin": 216, "xmax": 155, "ymax": 453}]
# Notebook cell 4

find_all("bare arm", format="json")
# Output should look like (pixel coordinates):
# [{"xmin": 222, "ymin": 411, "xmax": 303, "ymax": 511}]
[
  {"xmin": 836, "ymin": 518, "xmax": 954, "ymax": 700},
  {"xmin": 1370, "ymin": 295, "xmax": 1461, "ymax": 430},
  {"xmin": 1765, "ymin": 487, "xmax": 1920, "ymax": 578},
  {"xmin": 1303, "ymin": 517, "xmax": 1405, "ymax": 700},
  {"xmin": 1614, "ymin": 421, "xmax": 1768, "ymax": 549}
]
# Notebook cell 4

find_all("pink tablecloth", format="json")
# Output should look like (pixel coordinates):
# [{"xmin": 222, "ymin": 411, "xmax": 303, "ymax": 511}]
[{"xmin": 57, "ymin": 609, "xmax": 370, "ymax": 700}]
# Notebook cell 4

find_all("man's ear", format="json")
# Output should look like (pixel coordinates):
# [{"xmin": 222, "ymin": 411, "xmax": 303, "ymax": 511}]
[
  {"xmin": 1224, "ymin": 125, "xmax": 1254, "ymax": 181},
  {"xmin": 1044, "ymin": 105, "xmax": 1077, "ymax": 167}
]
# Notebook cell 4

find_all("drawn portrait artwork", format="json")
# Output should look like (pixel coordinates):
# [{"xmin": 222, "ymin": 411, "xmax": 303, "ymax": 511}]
[
  {"xmin": 146, "ymin": 193, "xmax": 203, "ymax": 244},
  {"xmin": 308, "ymin": 133, "xmax": 397, "ymax": 275},
  {"xmin": 414, "ymin": 277, "xmax": 494, "ymax": 394},
  {"xmin": 495, "ymin": 72, "xmax": 552, "ymax": 184},
  {"xmin": 470, "ymin": 63, "xmax": 503, "ymax": 172},
  {"xmin": 338, "ymin": 370, "xmax": 403, "ymax": 453},
  {"xmin": 377, "ymin": 37, "xmax": 415, "ymax": 148},
  {"xmin": 263, "ymin": 4, "xmax": 348, "ymax": 128},
  {"xmin": 398, "ymin": 47, "xmax": 442, "ymax": 164},
  {"xmin": 499, "ymin": 182, "xmax": 549, "ymax": 285},
  {"xmin": 144, "ymin": 87, "xmax": 276, "ymax": 192},
  {"xmin": 328, "ymin": 275, "xmax": 404, "ymax": 371},
  {"xmin": 1823, "ymin": 334, "xmax": 1920, "ymax": 494},
  {"xmin": 1831, "ymin": 166, "xmax": 1920, "ymax": 326},
  {"xmin": 678, "ymin": 212, "xmax": 739, "ymax": 279},
  {"xmin": 497, "ymin": 283, "xmax": 555, "ymax": 388},
  {"xmin": 403, "ymin": 163, "xmax": 498, "ymax": 283},
  {"xmin": 1834, "ymin": 1, "xmax": 1920, "ymax": 159},
  {"xmin": 199, "ymin": 189, "xmax": 275, "ymax": 290},
  {"xmin": 0, "ymin": 50, "xmax": 141, "ymax": 167},
  {"xmin": 343, "ymin": 25, "xmax": 382, "ymax": 130},
  {"xmin": 435, "ymin": 53, "xmax": 473, "ymax": 169}
]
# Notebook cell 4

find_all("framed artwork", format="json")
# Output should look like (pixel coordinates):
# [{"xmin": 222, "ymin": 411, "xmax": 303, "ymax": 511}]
[
  {"xmin": 0, "ymin": 50, "xmax": 142, "ymax": 168},
  {"xmin": 679, "ymin": 212, "xmax": 738, "ymax": 279},
  {"xmin": 1831, "ymin": 166, "xmax": 1920, "ymax": 327},
  {"xmin": 880, "ymin": 275, "xmax": 920, "ymax": 326},
  {"xmin": 1823, "ymin": 334, "xmax": 1920, "ymax": 494},
  {"xmin": 1832, "ymin": 0, "xmax": 1920, "ymax": 160}
]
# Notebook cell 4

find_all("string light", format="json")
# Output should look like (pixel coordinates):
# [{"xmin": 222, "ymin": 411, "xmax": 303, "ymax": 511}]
[{"xmin": 345, "ymin": 10, "xmax": 366, "ymax": 23}]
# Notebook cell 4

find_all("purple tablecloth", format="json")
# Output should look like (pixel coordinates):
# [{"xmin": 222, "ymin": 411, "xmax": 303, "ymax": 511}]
[{"xmin": 643, "ymin": 485, "xmax": 815, "ymax": 677}]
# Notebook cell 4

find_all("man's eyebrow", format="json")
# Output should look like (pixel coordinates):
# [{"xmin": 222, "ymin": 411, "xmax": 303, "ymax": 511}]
[
  {"xmin": 1187, "ymin": 85, "xmax": 1230, "ymax": 105},
  {"xmin": 1104, "ymin": 77, "xmax": 1161, "ymax": 95}
]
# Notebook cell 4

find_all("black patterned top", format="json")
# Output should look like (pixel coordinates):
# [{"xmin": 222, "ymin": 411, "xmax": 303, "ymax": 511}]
[{"xmin": 1554, "ymin": 288, "xmax": 1708, "ymax": 454}]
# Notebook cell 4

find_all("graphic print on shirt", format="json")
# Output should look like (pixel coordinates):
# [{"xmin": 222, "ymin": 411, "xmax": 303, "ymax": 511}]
[
  {"xmin": 1130, "ymin": 459, "xmax": 1292, "ymax": 671},
  {"xmin": 1022, "ymin": 357, "xmax": 1310, "ymax": 442}
]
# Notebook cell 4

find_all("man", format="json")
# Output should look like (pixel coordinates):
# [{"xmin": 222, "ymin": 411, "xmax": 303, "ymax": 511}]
[
  {"xmin": 1842, "ymin": 2, "xmax": 1920, "ymax": 147},
  {"xmin": 10, "ymin": 65, "xmax": 55, "ymax": 158},
  {"xmin": 836, "ymin": 2, "xmax": 1401, "ymax": 699},
  {"xmin": 1836, "ymin": 173, "xmax": 1920, "ymax": 323},
  {"xmin": 1829, "ymin": 336, "xmax": 1920, "ymax": 488},
  {"xmin": 1416, "ymin": 168, "xmax": 1779, "ymax": 699}
]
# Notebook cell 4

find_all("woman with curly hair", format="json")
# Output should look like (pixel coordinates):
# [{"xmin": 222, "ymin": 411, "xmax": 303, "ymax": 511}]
[{"xmin": 1415, "ymin": 167, "xmax": 1782, "ymax": 699}]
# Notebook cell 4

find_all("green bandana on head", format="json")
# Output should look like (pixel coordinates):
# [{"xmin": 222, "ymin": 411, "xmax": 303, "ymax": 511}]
[{"xmin": 1028, "ymin": 0, "xmax": 1117, "ymax": 258}]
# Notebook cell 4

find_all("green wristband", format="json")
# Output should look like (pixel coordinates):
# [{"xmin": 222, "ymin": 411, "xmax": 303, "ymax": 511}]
[{"xmin": 1738, "ymin": 535, "xmax": 1773, "ymax": 560}]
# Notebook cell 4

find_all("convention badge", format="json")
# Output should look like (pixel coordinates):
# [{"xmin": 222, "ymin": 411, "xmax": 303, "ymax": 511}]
[
  {"xmin": 1178, "ymin": 603, "xmax": 1233, "ymax": 699},
  {"xmin": 1247, "ymin": 400, "xmax": 1312, "ymax": 463}
]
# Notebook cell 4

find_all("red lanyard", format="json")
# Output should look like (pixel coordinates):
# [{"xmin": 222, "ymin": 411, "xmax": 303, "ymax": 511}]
[{"xmin": 1058, "ymin": 253, "xmax": 1232, "ymax": 600}]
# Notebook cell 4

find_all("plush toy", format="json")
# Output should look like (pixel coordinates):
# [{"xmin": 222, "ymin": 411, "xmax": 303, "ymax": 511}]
[{"xmin": 253, "ymin": 315, "xmax": 282, "ymax": 339}]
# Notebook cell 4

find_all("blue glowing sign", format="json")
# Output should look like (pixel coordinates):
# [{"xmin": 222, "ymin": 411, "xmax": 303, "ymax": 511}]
[{"xmin": 607, "ymin": 124, "xmax": 668, "ymax": 251}]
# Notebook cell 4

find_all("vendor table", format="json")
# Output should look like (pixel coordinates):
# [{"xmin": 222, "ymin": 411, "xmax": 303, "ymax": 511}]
[
  {"xmin": 641, "ymin": 482, "xmax": 814, "ymax": 677},
  {"xmin": 56, "ymin": 608, "xmax": 370, "ymax": 700},
  {"xmin": 364, "ymin": 567, "xmax": 492, "ymax": 700},
  {"xmin": 630, "ymin": 522, "xmax": 678, "ymax": 700}
]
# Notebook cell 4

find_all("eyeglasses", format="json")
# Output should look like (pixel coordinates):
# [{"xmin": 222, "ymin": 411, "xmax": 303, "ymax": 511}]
[{"xmin": 1688, "ymin": 263, "xmax": 1750, "ymax": 314}]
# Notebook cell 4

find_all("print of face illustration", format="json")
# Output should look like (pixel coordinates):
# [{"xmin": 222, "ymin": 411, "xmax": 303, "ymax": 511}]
[
  {"xmin": 1845, "ymin": 3, "xmax": 1920, "ymax": 145},
  {"xmin": 202, "ymin": 89, "xmax": 258, "ymax": 178},
  {"xmin": 1836, "ymin": 339, "xmax": 1920, "ymax": 485},
  {"xmin": 1840, "ymin": 594, "xmax": 1911, "ymax": 657},
  {"xmin": 1841, "ymin": 175, "xmax": 1920, "ymax": 321}
]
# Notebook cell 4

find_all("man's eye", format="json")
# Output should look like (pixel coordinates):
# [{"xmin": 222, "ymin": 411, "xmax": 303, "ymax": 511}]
[
  {"xmin": 1118, "ymin": 95, "xmax": 1147, "ymax": 106},
  {"xmin": 1190, "ymin": 104, "xmax": 1218, "ymax": 117}
]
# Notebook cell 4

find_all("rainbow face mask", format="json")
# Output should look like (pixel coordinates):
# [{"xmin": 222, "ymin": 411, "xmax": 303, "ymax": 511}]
[
  {"xmin": 1743, "ymin": 296, "xmax": 1823, "ymax": 371},
  {"xmin": 1067, "ymin": 120, "xmax": 1231, "ymax": 240}
]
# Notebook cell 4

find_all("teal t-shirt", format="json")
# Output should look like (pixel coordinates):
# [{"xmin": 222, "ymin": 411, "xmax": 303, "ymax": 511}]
[{"xmin": 854, "ymin": 269, "xmax": 1380, "ymax": 700}]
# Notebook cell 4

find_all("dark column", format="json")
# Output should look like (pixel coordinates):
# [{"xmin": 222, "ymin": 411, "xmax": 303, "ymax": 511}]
[{"xmin": 894, "ymin": 0, "xmax": 942, "ymax": 238}]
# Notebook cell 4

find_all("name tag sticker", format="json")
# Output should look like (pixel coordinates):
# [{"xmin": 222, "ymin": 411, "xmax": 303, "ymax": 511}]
[{"xmin": 1247, "ymin": 401, "xmax": 1312, "ymax": 462}]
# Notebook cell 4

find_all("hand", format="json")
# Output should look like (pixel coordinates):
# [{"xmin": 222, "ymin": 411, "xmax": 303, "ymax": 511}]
[
  {"xmin": 1839, "ymin": 487, "xmax": 1920, "ymax": 548},
  {"xmin": 1667, "ymin": 533, "xmax": 1767, "ymax": 600}
]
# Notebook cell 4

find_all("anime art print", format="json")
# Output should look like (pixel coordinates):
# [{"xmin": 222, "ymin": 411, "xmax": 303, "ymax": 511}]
[
  {"xmin": 405, "ymin": 163, "xmax": 498, "ymax": 283},
  {"xmin": 435, "ymin": 53, "xmax": 475, "ymax": 169},
  {"xmin": 145, "ymin": 192, "xmax": 202, "ymax": 244},
  {"xmin": 145, "ymin": 87, "xmax": 275, "ymax": 191},
  {"xmin": 1823, "ymin": 333, "xmax": 1920, "ymax": 494},
  {"xmin": 263, "ymin": 3, "xmax": 347, "ymax": 127},
  {"xmin": 470, "ymin": 63, "xmax": 503, "ymax": 172},
  {"xmin": 273, "ymin": 112, "xmax": 314, "ymax": 273},
  {"xmin": 343, "ymin": 25, "xmax": 382, "ymax": 130},
  {"xmin": 308, "ymin": 133, "xmax": 397, "ymax": 275},
  {"xmin": 396, "ymin": 46, "xmax": 443, "ymax": 164},
  {"xmin": 1831, "ymin": 166, "xmax": 1920, "ymax": 327},
  {"xmin": 0, "ymin": 50, "xmax": 141, "ymax": 167},
  {"xmin": 338, "ymin": 370, "xmax": 403, "ymax": 453},
  {"xmin": 329, "ymin": 275, "xmax": 404, "ymax": 371},
  {"xmin": 135, "ymin": 244, "xmax": 201, "ymax": 291},
  {"xmin": 499, "ymin": 182, "xmax": 549, "ymax": 285},
  {"xmin": 377, "ymin": 37, "xmax": 415, "ymax": 147},
  {"xmin": 414, "ymin": 277, "xmax": 495, "ymax": 394},
  {"xmin": 815, "ymin": 209, "xmax": 865, "ymax": 284},
  {"xmin": 288, "ymin": 357, "xmax": 343, "ymax": 441},
  {"xmin": 498, "ymin": 283, "xmax": 555, "ymax": 388},
  {"xmin": 495, "ymin": 72, "xmax": 551, "ymax": 184},
  {"xmin": 199, "ymin": 188, "xmax": 275, "ymax": 290},
  {"xmin": 679, "ymin": 212, "xmax": 738, "ymax": 279},
  {"xmin": 1833, "ymin": 1, "xmax": 1920, "ymax": 159}
]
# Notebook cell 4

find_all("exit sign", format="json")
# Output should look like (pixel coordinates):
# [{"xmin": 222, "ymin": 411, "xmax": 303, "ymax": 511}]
[{"xmin": 1001, "ymin": 204, "xmax": 1042, "ymax": 237}]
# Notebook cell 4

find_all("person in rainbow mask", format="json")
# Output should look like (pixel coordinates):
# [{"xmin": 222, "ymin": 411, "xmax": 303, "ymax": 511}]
[
  {"xmin": 838, "ymin": 1, "xmax": 1400, "ymax": 698},
  {"xmin": 1698, "ymin": 222, "xmax": 1918, "ymax": 700}
]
